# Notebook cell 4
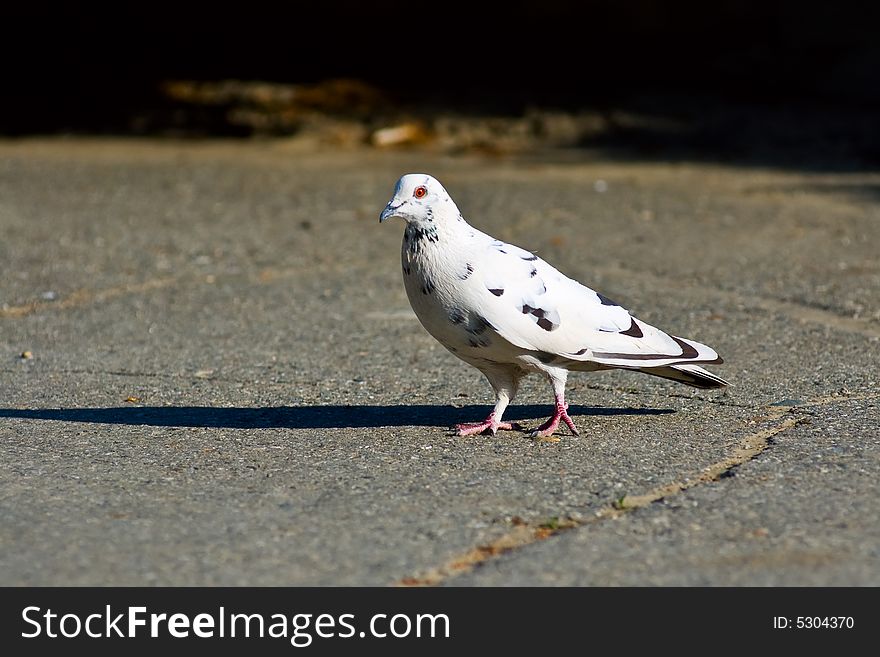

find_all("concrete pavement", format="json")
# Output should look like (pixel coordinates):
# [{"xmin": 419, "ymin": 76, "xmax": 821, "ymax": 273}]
[{"xmin": 1, "ymin": 139, "xmax": 877, "ymax": 585}]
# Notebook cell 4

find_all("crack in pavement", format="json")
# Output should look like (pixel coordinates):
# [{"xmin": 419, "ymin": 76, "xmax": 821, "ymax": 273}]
[
  {"xmin": 0, "ymin": 277, "xmax": 179, "ymax": 319},
  {"xmin": 0, "ymin": 262, "xmax": 344, "ymax": 321},
  {"xmin": 596, "ymin": 263, "xmax": 880, "ymax": 340},
  {"xmin": 5, "ymin": 256, "xmax": 875, "ymax": 349},
  {"xmin": 394, "ymin": 391, "xmax": 880, "ymax": 586}
]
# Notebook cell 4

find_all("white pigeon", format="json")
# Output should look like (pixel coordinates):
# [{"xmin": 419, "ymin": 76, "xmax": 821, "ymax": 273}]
[{"xmin": 379, "ymin": 173, "xmax": 728, "ymax": 438}]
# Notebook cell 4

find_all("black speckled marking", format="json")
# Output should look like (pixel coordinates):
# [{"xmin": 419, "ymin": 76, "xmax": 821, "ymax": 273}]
[
  {"xmin": 448, "ymin": 308, "xmax": 465, "ymax": 325},
  {"xmin": 459, "ymin": 263, "xmax": 474, "ymax": 280},
  {"xmin": 522, "ymin": 254, "xmax": 538, "ymax": 261},
  {"xmin": 597, "ymin": 292, "xmax": 618, "ymax": 306},
  {"xmin": 405, "ymin": 224, "xmax": 439, "ymax": 255},
  {"xmin": 619, "ymin": 318, "xmax": 644, "ymax": 338},
  {"xmin": 575, "ymin": 348, "xmax": 589, "ymax": 355},
  {"xmin": 522, "ymin": 304, "xmax": 559, "ymax": 331},
  {"xmin": 488, "ymin": 288, "xmax": 504, "ymax": 296},
  {"xmin": 402, "ymin": 265, "xmax": 411, "ymax": 275},
  {"xmin": 466, "ymin": 314, "xmax": 494, "ymax": 336},
  {"xmin": 421, "ymin": 279, "xmax": 436, "ymax": 295},
  {"xmin": 468, "ymin": 337, "xmax": 490, "ymax": 348},
  {"xmin": 529, "ymin": 267, "xmax": 538, "ymax": 278},
  {"xmin": 535, "ymin": 351, "xmax": 557, "ymax": 364}
]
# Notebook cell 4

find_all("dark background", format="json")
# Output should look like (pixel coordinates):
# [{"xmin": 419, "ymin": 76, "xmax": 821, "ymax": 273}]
[
  {"xmin": 3, "ymin": 1, "xmax": 878, "ymax": 165},
  {"xmin": 1, "ymin": 587, "xmax": 870, "ymax": 652}
]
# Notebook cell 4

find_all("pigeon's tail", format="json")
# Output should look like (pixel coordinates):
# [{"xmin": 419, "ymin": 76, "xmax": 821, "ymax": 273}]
[{"xmin": 636, "ymin": 363, "xmax": 730, "ymax": 389}]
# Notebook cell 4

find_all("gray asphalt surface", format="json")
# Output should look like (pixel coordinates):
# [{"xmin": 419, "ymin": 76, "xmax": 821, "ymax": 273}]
[{"xmin": 1, "ymin": 139, "xmax": 878, "ymax": 585}]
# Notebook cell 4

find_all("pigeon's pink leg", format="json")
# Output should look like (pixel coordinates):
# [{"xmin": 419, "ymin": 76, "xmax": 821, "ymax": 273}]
[
  {"xmin": 532, "ymin": 392, "xmax": 580, "ymax": 438},
  {"xmin": 455, "ymin": 412, "xmax": 521, "ymax": 437},
  {"xmin": 456, "ymin": 368, "xmax": 523, "ymax": 436}
]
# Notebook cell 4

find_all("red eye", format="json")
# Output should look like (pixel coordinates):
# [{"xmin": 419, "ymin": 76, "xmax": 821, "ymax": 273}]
[{"xmin": 413, "ymin": 186, "xmax": 427, "ymax": 199}]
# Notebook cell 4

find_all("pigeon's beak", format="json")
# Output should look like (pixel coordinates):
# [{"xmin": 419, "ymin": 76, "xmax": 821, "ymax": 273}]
[{"xmin": 379, "ymin": 202, "xmax": 402, "ymax": 223}]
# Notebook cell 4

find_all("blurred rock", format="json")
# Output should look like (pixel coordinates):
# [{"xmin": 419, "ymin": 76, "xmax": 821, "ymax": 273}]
[
  {"xmin": 371, "ymin": 123, "xmax": 432, "ymax": 148},
  {"xmin": 152, "ymin": 77, "xmax": 880, "ymax": 166},
  {"xmin": 160, "ymin": 78, "xmax": 390, "ymax": 136}
]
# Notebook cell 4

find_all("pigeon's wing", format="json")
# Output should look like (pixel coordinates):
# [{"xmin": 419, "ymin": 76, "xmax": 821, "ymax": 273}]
[{"xmin": 472, "ymin": 240, "xmax": 722, "ymax": 368}]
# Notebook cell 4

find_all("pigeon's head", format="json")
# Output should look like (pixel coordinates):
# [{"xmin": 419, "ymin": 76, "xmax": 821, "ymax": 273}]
[{"xmin": 379, "ymin": 174, "xmax": 455, "ymax": 225}]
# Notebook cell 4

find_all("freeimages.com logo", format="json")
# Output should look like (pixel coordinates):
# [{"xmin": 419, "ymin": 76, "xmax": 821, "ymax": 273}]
[{"xmin": 21, "ymin": 605, "xmax": 451, "ymax": 647}]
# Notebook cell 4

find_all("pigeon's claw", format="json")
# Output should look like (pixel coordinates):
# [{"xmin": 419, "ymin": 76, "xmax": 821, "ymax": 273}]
[
  {"xmin": 455, "ymin": 412, "xmax": 521, "ymax": 436},
  {"xmin": 530, "ymin": 401, "xmax": 579, "ymax": 438}
]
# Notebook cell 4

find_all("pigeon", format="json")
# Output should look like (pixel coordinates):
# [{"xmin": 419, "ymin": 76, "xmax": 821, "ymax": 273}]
[{"xmin": 379, "ymin": 173, "xmax": 728, "ymax": 438}]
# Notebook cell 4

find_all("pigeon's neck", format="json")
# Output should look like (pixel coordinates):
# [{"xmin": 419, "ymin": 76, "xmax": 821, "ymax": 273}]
[
  {"xmin": 401, "ymin": 210, "xmax": 473, "ymax": 280},
  {"xmin": 402, "ymin": 207, "xmax": 469, "ymax": 254},
  {"xmin": 403, "ymin": 221, "xmax": 439, "ymax": 253}
]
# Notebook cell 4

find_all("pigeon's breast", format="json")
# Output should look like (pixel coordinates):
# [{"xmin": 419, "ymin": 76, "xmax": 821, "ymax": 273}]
[{"xmin": 401, "ymin": 235, "xmax": 504, "ymax": 356}]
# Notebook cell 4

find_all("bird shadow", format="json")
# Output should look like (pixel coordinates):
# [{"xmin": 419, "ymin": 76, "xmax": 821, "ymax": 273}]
[{"xmin": 0, "ymin": 404, "xmax": 673, "ymax": 430}]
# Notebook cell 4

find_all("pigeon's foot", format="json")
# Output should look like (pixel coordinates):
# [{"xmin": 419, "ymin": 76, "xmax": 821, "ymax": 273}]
[
  {"xmin": 531, "ymin": 401, "xmax": 580, "ymax": 438},
  {"xmin": 455, "ymin": 412, "xmax": 521, "ymax": 437}
]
